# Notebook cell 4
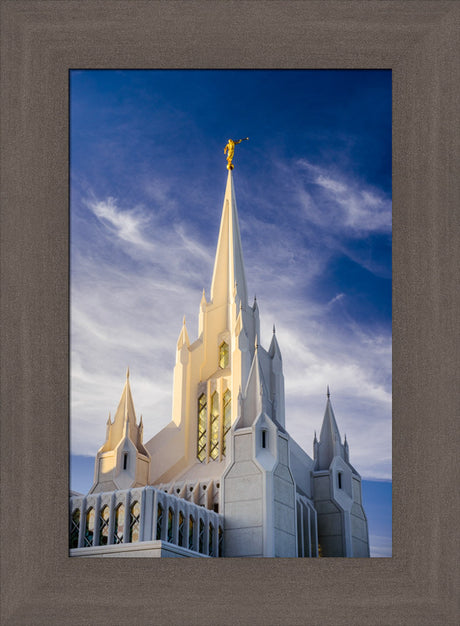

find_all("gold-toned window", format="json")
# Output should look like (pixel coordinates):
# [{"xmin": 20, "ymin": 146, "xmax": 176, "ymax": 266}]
[
  {"xmin": 113, "ymin": 504, "xmax": 124, "ymax": 544},
  {"xmin": 222, "ymin": 389, "xmax": 231, "ymax": 456},
  {"xmin": 188, "ymin": 516, "xmax": 195, "ymax": 551},
  {"xmin": 218, "ymin": 526, "xmax": 223, "ymax": 557},
  {"xmin": 167, "ymin": 508, "xmax": 174, "ymax": 543},
  {"xmin": 99, "ymin": 505, "xmax": 110, "ymax": 545},
  {"xmin": 197, "ymin": 394, "xmax": 207, "ymax": 462},
  {"xmin": 199, "ymin": 519, "xmax": 205, "ymax": 553},
  {"xmin": 210, "ymin": 392, "xmax": 219, "ymax": 460},
  {"xmin": 178, "ymin": 511, "xmax": 185, "ymax": 547},
  {"xmin": 69, "ymin": 508, "xmax": 80, "ymax": 549},
  {"xmin": 219, "ymin": 342, "xmax": 229, "ymax": 369},
  {"xmin": 84, "ymin": 507, "xmax": 95, "ymax": 547},
  {"xmin": 129, "ymin": 501, "xmax": 140, "ymax": 543},
  {"xmin": 209, "ymin": 523, "xmax": 214, "ymax": 556},
  {"xmin": 156, "ymin": 503, "xmax": 163, "ymax": 540}
]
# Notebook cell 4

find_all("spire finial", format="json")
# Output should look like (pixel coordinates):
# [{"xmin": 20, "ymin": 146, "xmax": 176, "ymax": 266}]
[
  {"xmin": 327, "ymin": 385, "xmax": 330, "ymax": 399},
  {"xmin": 183, "ymin": 315, "xmax": 186, "ymax": 326},
  {"xmin": 224, "ymin": 137, "xmax": 249, "ymax": 170},
  {"xmin": 255, "ymin": 334, "xmax": 259, "ymax": 350},
  {"xmin": 126, "ymin": 366, "xmax": 130, "ymax": 380},
  {"xmin": 273, "ymin": 323, "xmax": 276, "ymax": 334}
]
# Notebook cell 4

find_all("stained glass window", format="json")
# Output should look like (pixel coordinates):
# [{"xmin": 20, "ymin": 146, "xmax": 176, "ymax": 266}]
[
  {"xmin": 197, "ymin": 393, "xmax": 207, "ymax": 462},
  {"xmin": 167, "ymin": 508, "xmax": 174, "ymax": 543},
  {"xmin": 209, "ymin": 523, "xmax": 214, "ymax": 556},
  {"xmin": 99, "ymin": 505, "xmax": 110, "ymax": 545},
  {"xmin": 219, "ymin": 342, "xmax": 229, "ymax": 368},
  {"xmin": 113, "ymin": 504, "xmax": 124, "ymax": 544},
  {"xmin": 129, "ymin": 501, "xmax": 140, "ymax": 543},
  {"xmin": 156, "ymin": 503, "xmax": 163, "ymax": 540},
  {"xmin": 222, "ymin": 389, "xmax": 231, "ymax": 456},
  {"xmin": 209, "ymin": 392, "xmax": 219, "ymax": 460},
  {"xmin": 84, "ymin": 507, "xmax": 95, "ymax": 547},
  {"xmin": 178, "ymin": 511, "xmax": 185, "ymax": 547},
  {"xmin": 188, "ymin": 516, "xmax": 195, "ymax": 551},
  {"xmin": 69, "ymin": 508, "xmax": 80, "ymax": 549},
  {"xmin": 199, "ymin": 519, "xmax": 204, "ymax": 553},
  {"xmin": 218, "ymin": 526, "xmax": 223, "ymax": 557}
]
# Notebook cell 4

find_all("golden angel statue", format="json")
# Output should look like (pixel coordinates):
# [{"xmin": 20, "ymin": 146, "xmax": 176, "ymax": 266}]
[{"xmin": 224, "ymin": 137, "xmax": 249, "ymax": 169}]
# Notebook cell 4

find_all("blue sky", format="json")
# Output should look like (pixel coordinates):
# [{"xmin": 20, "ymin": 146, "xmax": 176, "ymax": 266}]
[{"xmin": 70, "ymin": 70, "xmax": 392, "ymax": 556}]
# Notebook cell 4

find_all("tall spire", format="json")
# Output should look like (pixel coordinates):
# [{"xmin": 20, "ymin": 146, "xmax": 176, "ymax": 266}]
[
  {"xmin": 210, "ymin": 170, "xmax": 248, "ymax": 309},
  {"xmin": 316, "ymin": 390, "xmax": 345, "ymax": 470}
]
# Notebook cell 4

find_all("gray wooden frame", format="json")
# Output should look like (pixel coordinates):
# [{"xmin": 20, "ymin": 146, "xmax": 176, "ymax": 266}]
[{"xmin": 1, "ymin": 1, "xmax": 459, "ymax": 624}]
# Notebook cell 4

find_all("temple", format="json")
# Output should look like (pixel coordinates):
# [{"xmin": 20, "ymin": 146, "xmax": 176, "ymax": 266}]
[{"xmin": 70, "ymin": 168, "xmax": 369, "ymax": 558}]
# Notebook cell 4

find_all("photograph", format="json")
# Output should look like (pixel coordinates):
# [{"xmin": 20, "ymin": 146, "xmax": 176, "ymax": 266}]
[{"xmin": 69, "ymin": 69, "xmax": 392, "ymax": 558}]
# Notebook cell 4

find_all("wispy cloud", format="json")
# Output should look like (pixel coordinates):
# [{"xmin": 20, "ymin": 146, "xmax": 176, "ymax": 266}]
[{"xmin": 89, "ymin": 197, "xmax": 154, "ymax": 249}]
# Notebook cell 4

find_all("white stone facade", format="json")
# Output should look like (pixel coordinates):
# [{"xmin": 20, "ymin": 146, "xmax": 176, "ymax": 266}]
[{"xmin": 71, "ymin": 169, "xmax": 369, "ymax": 558}]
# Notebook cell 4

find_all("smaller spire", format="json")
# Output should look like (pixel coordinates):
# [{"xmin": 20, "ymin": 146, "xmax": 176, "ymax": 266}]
[
  {"xmin": 106, "ymin": 412, "xmax": 112, "ymax": 426},
  {"xmin": 314, "ymin": 430, "xmax": 317, "ymax": 443}
]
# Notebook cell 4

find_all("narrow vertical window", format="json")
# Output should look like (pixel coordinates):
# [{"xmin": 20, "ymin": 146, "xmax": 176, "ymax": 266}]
[
  {"xmin": 129, "ymin": 501, "xmax": 140, "ymax": 543},
  {"xmin": 99, "ymin": 505, "xmax": 110, "ymax": 546},
  {"xmin": 209, "ymin": 523, "xmax": 214, "ymax": 556},
  {"xmin": 69, "ymin": 508, "xmax": 80, "ymax": 549},
  {"xmin": 188, "ymin": 516, "xmax": 195, "ymax": 551},
  {"xmin": 167, "ymin": 508, "xmax": 174, "ymax": 543},
  {"xmin": 156, "ymin": 503, "xmax": 163, "ymax": 540},
  {"xmin": 113, "ymin": 504, "xmax": 124, "ymax": 544},
  {"xmin": 210, "ymin": 391, "xmax": 219, "ymax": 460},
  {"xmin": 197, "ymin": 394, "xmax": 207, "ymax": 462},
  {"xmin": 199, "ymin": 519, "xmax": 205, "ymax": 553},
  {"xmin": 178, "ymin": 511, "xmax": 185, "ymax": 547},
  {"xmin": 219, "ymin": 341, "xmax": 229, "ymax": 368},
  {"xmin": 338, "ymin": 472, "xmax": 342, "ymax": 489},
  {"xmin": 218, "ymin": 526, "xmax": 223, "ymax": 557},
  {"xmin": 222, "ymin": 389, "xmax": 231, "ymax": 456},
  {"xmin": 84, "ymin": 507, "xmax": 95, "ymax": 547},
  {"xmin": 261, "ymin": 429, "xmax": 267, "ymax": 449},
  {"xmin": 123, "ymin": 453, "xmax": 128, "ymax": 470}
]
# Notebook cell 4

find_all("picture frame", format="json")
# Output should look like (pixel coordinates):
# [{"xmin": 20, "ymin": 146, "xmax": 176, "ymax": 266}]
[{"xmin": 1, "ymin": 1, "xmax": 458, "ymax": 623}]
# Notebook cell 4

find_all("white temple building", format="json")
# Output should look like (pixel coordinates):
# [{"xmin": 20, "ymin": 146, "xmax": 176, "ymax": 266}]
[{"xmin": 70, "ymin": 164, "xmax": 370, "ymax": 558}]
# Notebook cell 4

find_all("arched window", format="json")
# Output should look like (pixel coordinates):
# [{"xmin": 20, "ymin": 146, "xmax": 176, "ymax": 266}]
[
  {"xmin": 178, "ymin": 511, "xmax": 185, "ymax": 547},
  {"xmin": 156, "ymin": 503, "xmax": 163, "ymax": 540},
  {"xmin": 84, "ymin": 507, "xmax": 95, "ymax": 547},
  {"xmin": 198, "ymin": 519, "xmax": 205, "ymax": 553},
  {"xmin": 113, "ymin": 504, "xmax": 124, "ymax": 544},
  {"xmin": 129, "ymin": 501, "xmax": 140, "ymax": 543},
  {"xmin": 188, "ymin": 516, "xmax": 195, "ymax": 551},
  {"xmin": 218, "ymin": 526, "xmax": 223, "ymax": 557},
  {"xmin": 222, "ymin": 389, "xmax": 231, "ymax": 456},
  {"xmin": 219, "ymin": 341, "xmax": 229, "ymax": 369},
  {"xmin": 209, "ymin": 523, "xmax": 214, "ymax": 556},
  {"xmin": 167, "ymin": 508, "xmax": 174, "ymax": 543},
  {"xmin": 210, "ymin": 391, "xmax": 219, "ymax": 460},
  {"xmin": 197, "ymin": 394, "xmax": 207, "ymax": 462},
  {"xmin": 98, "ymin": 505, "xmax": 110, "ymax": 546},
  {"xmin": 69, "ymin": 508, "xmax": 80, "ymax": 549}
]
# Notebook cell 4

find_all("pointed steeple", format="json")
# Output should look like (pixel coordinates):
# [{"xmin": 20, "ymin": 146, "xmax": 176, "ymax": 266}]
[
  {"xmin": 177, "ymin": 315, "xmax": 190, "ymax": 349},
  {"xmin": 316, "ymin": 388, "xmax": 345, "ymax": 470},
  {"xmin": 268, "ymin": 327, "xmax": 282, "ymax": 360},
  {"xmin": 210, "ymin": 170, "xmax": 248, "ymax": 309}
]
